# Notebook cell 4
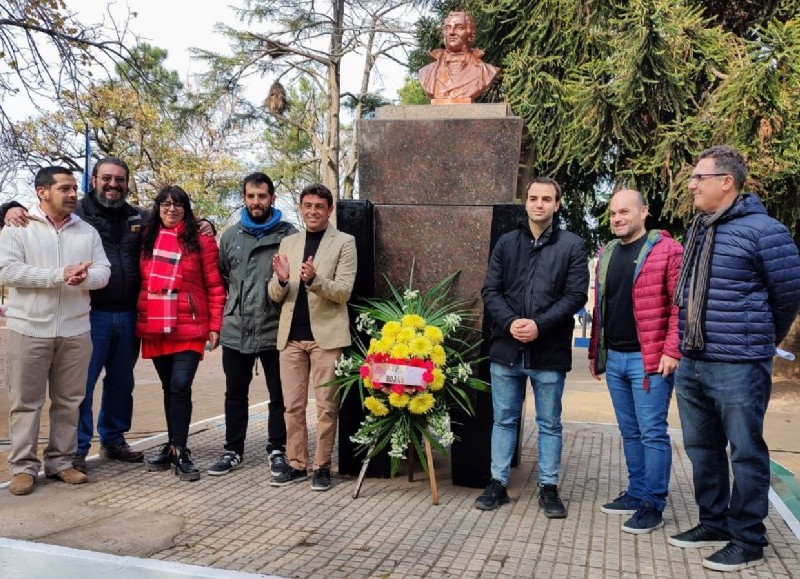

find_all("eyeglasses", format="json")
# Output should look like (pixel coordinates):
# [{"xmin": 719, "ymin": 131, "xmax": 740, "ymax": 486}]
[
  {"xmin": 98, "ymin": 175, "xmax": 127, "ymax": 184},
  {"xmin": 689, "ymin": 173, "xmax": 729, "ymax": 182},
  {"xmin": 160, "ymin": 201, "xmax": 185, "ymax": 210}
]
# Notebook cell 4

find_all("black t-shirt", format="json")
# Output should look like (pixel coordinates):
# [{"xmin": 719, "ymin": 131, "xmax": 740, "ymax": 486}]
[
  {"xmin": 288, "ymin": 229, "xmax": 326, "ymax": 341},
  {"xmin": 604, "ymin": 234, "xmax": 647, "ymax": 352}
]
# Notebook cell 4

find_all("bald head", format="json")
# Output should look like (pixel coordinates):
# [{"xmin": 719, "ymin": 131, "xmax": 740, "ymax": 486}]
[{"xmin": 609, "ymin": 189, "xmax": 648, "ymax": 244}]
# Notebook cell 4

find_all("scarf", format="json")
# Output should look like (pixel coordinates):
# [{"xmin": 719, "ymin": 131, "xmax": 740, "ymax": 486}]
[
  {"xmin": 673, "ymin": 198, "xmax": 737, "ymax": 351},
  {"xmin": 240, "ymin": 206, "xmax": 283, "ymax": 240},
  {"xmin": 145, "ymin": 223, "xmax": 184, "ymax": 334}
]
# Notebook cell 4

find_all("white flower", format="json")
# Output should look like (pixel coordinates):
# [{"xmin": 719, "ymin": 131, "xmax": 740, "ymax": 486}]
[
  {"xmin": 403, "ymin": 288, "xmax": 420, "ymax": 301},
  {"xmin": 356, "ymin": 313, "xmax": 378, "ymax": 336},
  {"xmin": 441, "ymin": 313, "xmax": 462, "ymax": 332},
  {"xmin": 455, "ymin": 363, "xmax": 473, "ymax": 381}
]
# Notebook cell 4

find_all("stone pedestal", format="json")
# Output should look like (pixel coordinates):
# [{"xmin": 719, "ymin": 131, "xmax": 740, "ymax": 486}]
[{"xmin": 351, "ymin": 104, "xmax": 523, "ymax": 487}]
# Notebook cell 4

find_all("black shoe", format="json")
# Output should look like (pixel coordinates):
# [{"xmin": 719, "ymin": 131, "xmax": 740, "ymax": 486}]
[
  {"xmin": 600, "ymin": 491, "xmax": 641, "ymax": 515},
  {"xmin": 170, "ymin": 445, "xmax": 200, "ymax": 481},
  {"xmin": 474, "ymin": 479, "xmax": 510, "ymax": 511},
  {"xmin": 311, "ymin": 467, "xmax": 332, "ymax": 491},
  {"xmin": 702, "ymin": 542, "xmax": 764, "ymax": 572},
  {"xmin": 668, "ymin": 524, "xmax": 730, "ymax": 548},
  {"xmin": 621, "ymin": 503, "xmax": 664, "ymax": 535},
  {"xmin": 270, "ymin": 452, "xmax": 289, "ymax": 476},
  {"xmin": 270, "ymin": 467, "xmax": 308, "ymax": 487},
  {"xmin": 538, "ymin": 484, "xmax": 567, "ymax": 518},
  {"xmin": 146, "ymin": 443, "xmax": 172, "ymax": 472},
  {"xmin": 71, "ymin": 453, "xmax": 87, "ymax": 474},
  {"xmin": 207, "ymin": 451, "xmax": 243, "ymax": 476},
  {"xmin": 100, "ymin": 442, "xmax": 144, "ymax": 463}
]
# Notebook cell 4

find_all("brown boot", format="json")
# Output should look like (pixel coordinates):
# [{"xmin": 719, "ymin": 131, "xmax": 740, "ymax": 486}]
[
  {"xmin": 9, "ymin": 473, "xmax": 35, "ymax": 496},
  {"xmin": 47, "ymin": 467, "xmax": 88, "ymax": 485}
]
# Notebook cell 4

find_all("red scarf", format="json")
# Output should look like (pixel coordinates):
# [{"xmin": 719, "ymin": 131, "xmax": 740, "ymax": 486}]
[{"xmin": 145, "ymin": 222, "xmax": 184, "ymax": 334}]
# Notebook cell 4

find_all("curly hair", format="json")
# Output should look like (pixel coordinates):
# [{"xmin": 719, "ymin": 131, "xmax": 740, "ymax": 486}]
[{"xmin": 141, "ymin": 185, "xmax": 201, "ymax": 257}]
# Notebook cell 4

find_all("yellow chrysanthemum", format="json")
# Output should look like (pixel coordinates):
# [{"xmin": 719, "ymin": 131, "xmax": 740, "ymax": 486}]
[
  {"xmin": 388, "ymin": 392, "xmax": 410, "ymax": 408},
  {"xmin": 390, "ymin": 343, "xmax": 411, "ymax": 359},
  {"xmin": 408, "ymin": 392, "xmax": 435, "ymax": 414},
  {"xmin": 364, "ymin": 396, "xmax": 389, "ymax": 417},
  {"xmin": 430, "ymin": 368, "xmax": 445, "ymax": 391},
  {"xmin": 396, "ymin": 327, "xmax": 416, "ymax": 343},
  {"xmin": 363, "ymin": 376, "xmax": 373, "ymax": 389},
  {"xmin": 381, "ymin": 320, "xmax": 402, "ymax": 339},
  {"xmin": 408, "ymin": 336, "xmax": 433, "ymax": 357},
  {"xmin": 423, "ymin": 325, "xmax": 444, "ymax": 345},
  {"xmin": 367, "ymin": 338, "xmax": 380, "ymax": 355},
  {"xmin": 401, "ymin": 314, "xmax": 426, "ymax": 329},
  {"xmin": 430, "ymin": 345, "xmax": 446, "ymax": 366}
]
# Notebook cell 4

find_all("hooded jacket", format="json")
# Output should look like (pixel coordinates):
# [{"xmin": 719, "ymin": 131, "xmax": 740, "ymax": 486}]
[{"xmin": 482, "ymin": 219, "xmax": 589, "ymax": 371}]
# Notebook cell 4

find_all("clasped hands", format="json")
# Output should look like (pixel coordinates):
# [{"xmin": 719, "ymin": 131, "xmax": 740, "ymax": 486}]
[
  {"xmin": 272, "ymin": 253, "xmax": 315, "ymax": 284},
  {"xmin": 510, "ymin": 318, "xmax": 538, "ymax": 343},
  {"xmin": 63, "ymin": 261, "xmax": 91, "ymax": 286}
]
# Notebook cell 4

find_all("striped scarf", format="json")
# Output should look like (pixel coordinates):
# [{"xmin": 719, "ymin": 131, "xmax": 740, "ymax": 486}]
[
  {"xmin": 145, "ymin": 225, "xmax": 183, "ymax": 334},
  {"xmin": 674, "ymin": 198, "xmax": 737, "ymax": 351}
]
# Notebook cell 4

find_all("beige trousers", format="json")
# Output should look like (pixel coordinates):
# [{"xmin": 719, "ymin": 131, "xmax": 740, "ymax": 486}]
[
  {"xmin": 279, "ymin": 341, "xmax": 341, "ymax": 471},
  {"xmin": 6, "ymin": 330, "xmax": 92, "ymax": 476}
]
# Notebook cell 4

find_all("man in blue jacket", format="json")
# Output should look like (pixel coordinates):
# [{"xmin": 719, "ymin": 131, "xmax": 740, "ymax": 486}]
[
  {"xmin": 476, "ymin": 176, "xmax": 589, "ymax": 516},
  {"xmin": 668, "ymin": 146, "xmax": 800, "ymax": 572}
]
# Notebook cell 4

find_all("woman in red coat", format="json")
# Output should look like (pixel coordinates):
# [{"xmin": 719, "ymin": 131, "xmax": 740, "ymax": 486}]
[{"xmin": 136, "ymin": 186, "xmax": 225, "ymax": 481}]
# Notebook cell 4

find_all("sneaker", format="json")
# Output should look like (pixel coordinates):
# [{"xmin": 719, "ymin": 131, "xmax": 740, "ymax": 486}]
[
  {"xmin": 622, "ymin": 503, "xmax": 664, "ymax": 534},
  {"xmin": 311, "ymin": 467, "xmax": 332, "ymax": 491},
  {"xmin": 100, "ymin": 442, "xmax": 144, "ymax": 463},
  {"xmin": 702, "ymin": 542, "xmax": 764, "ymax": 572},
  {"xmin": 72, "ymin": 454, "xmax": 87, "ymax": 474},
  {"xmin": 9, "ymin": 473, "xmax": 35, "ymax": 496},
  {"xmin": 474, "ymin": 479, "xmax": 510, "ymax": 511},
  {"xmin": 46, "ymin": 467, "xmax": 88, "ymax": 485},
  {"xmin": 668, "ymin": 524, "xmax": 731, "ymax": 548},
  {"xmin": 538, "ymin": 484, "xmax": 567, "ymax": 518},
  {"xmin": 270, "ymin": 452, "xmax": 289, "ymax": 476},
  {"xmin": 270, "ymin": 467, "xmax": 308, "ymax": 487},
  {"xmin": 600, "ymin": 491, "xmax": 641, "ymax": 515},
  {"xmin": 207, "ymin": 451, "xmax": 243, "ymax": 476}
]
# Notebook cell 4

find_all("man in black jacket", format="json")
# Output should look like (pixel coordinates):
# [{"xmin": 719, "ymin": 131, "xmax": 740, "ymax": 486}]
[{"xmin": 475, "ymin": 176, "xmax": 589, "ymax": 517}]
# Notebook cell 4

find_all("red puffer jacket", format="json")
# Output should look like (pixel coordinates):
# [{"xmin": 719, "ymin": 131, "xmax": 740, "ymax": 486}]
[
  {"xmin": 136, "ymin": 233, "xmax": 226, "ymax": 341},
  {"xmin": 589, "ymin": 229, "xmax": 683, "ymax": 376}
]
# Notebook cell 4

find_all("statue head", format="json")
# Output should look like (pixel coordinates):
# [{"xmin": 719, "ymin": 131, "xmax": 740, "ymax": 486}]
[{"xmin": 442, "ymin": 11, "xmax": 476, "ymax": 54}]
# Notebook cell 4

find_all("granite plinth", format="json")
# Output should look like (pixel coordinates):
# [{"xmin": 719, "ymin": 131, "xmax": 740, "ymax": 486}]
[
  {"xmin": 358, "ymin": 116, "xmax": 522, "ymax": 206},
  {"xmin": 373, "ymin": 205, "xmax": 492, "ymax": 307},
  {"xmin": 375, "ymin": 103, "xmax": 512, "ymax": 119}
]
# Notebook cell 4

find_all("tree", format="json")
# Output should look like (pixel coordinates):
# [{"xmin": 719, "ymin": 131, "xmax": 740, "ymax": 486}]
[
  {"xmin": 0, "ymin": 0, "xmax": 137, "ymax": 130},
  {"xmin": 7, "ymin": 43, "xmax": 246, "ymax": 218},
  {"xmin": 197, "ymin": 0, "xmax": 421, "ymax": 200},
  {"xmin": 430, "ymin": 0, "xmax": 800, "ymax": 241}
]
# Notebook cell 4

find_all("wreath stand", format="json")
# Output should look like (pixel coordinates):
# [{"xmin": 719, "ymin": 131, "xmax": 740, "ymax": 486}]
[{"xmin": 352, "ymin": 437, "xmax": 440, "ymax": 505}]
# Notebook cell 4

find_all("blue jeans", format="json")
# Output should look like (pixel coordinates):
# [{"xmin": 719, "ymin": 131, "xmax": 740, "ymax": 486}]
[
  {"xmin": 77, "ymin": 309, "xmax": 139, "ymax": 455},
  {"xmin": 675, "ymin": 357, "xmax": 772, "ymax": 549},
  {"xmin": 605, "ymin": 349, "xmax": 673, "ymax": 512},
  {"xmin": 490, "ymin": 354, "xmax": 565, "ymax": 486}
]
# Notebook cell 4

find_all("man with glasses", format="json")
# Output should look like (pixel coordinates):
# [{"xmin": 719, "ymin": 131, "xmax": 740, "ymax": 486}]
[
  {"xmin": 3, "ymin": 157, "xmax": 214, "ymax": 472},
  {"xmin": 668, "ymin": 146, "xmax": 800, "ymax": 572}
]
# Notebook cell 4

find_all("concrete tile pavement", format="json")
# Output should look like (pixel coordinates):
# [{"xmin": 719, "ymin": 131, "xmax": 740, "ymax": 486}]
[{"xmin": 1, "ymin": 318, "xmax": 800, "ymax": 577}]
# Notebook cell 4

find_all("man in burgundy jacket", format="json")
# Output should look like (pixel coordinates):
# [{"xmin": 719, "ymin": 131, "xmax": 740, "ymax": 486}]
[{"xmin": 588, "ymin": 188, "xmax": 683, "ymax": 534}]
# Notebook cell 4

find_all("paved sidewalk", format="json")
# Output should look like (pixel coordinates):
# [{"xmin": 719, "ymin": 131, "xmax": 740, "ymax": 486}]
[{"xmin": 1, "ymin": 318, "xmax": 800, "ymax": 577}]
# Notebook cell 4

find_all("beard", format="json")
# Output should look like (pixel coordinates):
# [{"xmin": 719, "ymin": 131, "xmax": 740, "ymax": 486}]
[
  {"xmin": 95, "ymin": 188, "xmax": 127, "ymax": 209},
  {"xmin": 247, "ymin": 207, "xmax": 270, "ymax": 224}
]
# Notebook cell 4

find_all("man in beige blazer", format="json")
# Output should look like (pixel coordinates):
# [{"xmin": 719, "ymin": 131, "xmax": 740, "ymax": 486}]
[{"xmin": 268, "ymin": 183, "xmax": 357, "ymax": 491}]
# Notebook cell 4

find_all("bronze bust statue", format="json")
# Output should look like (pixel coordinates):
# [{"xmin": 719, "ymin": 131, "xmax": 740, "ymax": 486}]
[{"xmin": 418, "ymin": 11, "xmax": 500, "ymax": 104}]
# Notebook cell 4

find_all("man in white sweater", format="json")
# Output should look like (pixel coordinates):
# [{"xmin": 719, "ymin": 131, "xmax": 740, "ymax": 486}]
[{"xmin": 0, "ymin": 166, "xmax": 110, "ymax": 496}]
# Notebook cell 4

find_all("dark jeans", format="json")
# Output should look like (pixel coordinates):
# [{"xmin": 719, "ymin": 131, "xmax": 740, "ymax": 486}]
[
  {"xmin": 77, "ymin": 310, "xmax": 139, "ymax": 455},
  {"xmin": 675, "ymin": 357, "xmax": 772, "ymax": 549},
  {"xmin": 152, "ymin": 350, "xmax": 201, "ymax": 448},
  {"xmin": 221, "ymin": 347, "xmax": 286, "ymax": 455}
]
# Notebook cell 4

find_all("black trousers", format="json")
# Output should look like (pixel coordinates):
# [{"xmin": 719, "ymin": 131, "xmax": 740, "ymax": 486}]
[
  {"xmin": 152, "ymin": 350, "xmax": 201, "ymax": 448},
  {"xmin": 221, "ymin": 347, "xmax": 286, "ymax": 455}
]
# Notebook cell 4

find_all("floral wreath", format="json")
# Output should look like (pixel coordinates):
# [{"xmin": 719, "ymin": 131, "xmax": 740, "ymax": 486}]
[{"xmin": 330, "ymin": 271, "xmax": 489, "ymax": 477}]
